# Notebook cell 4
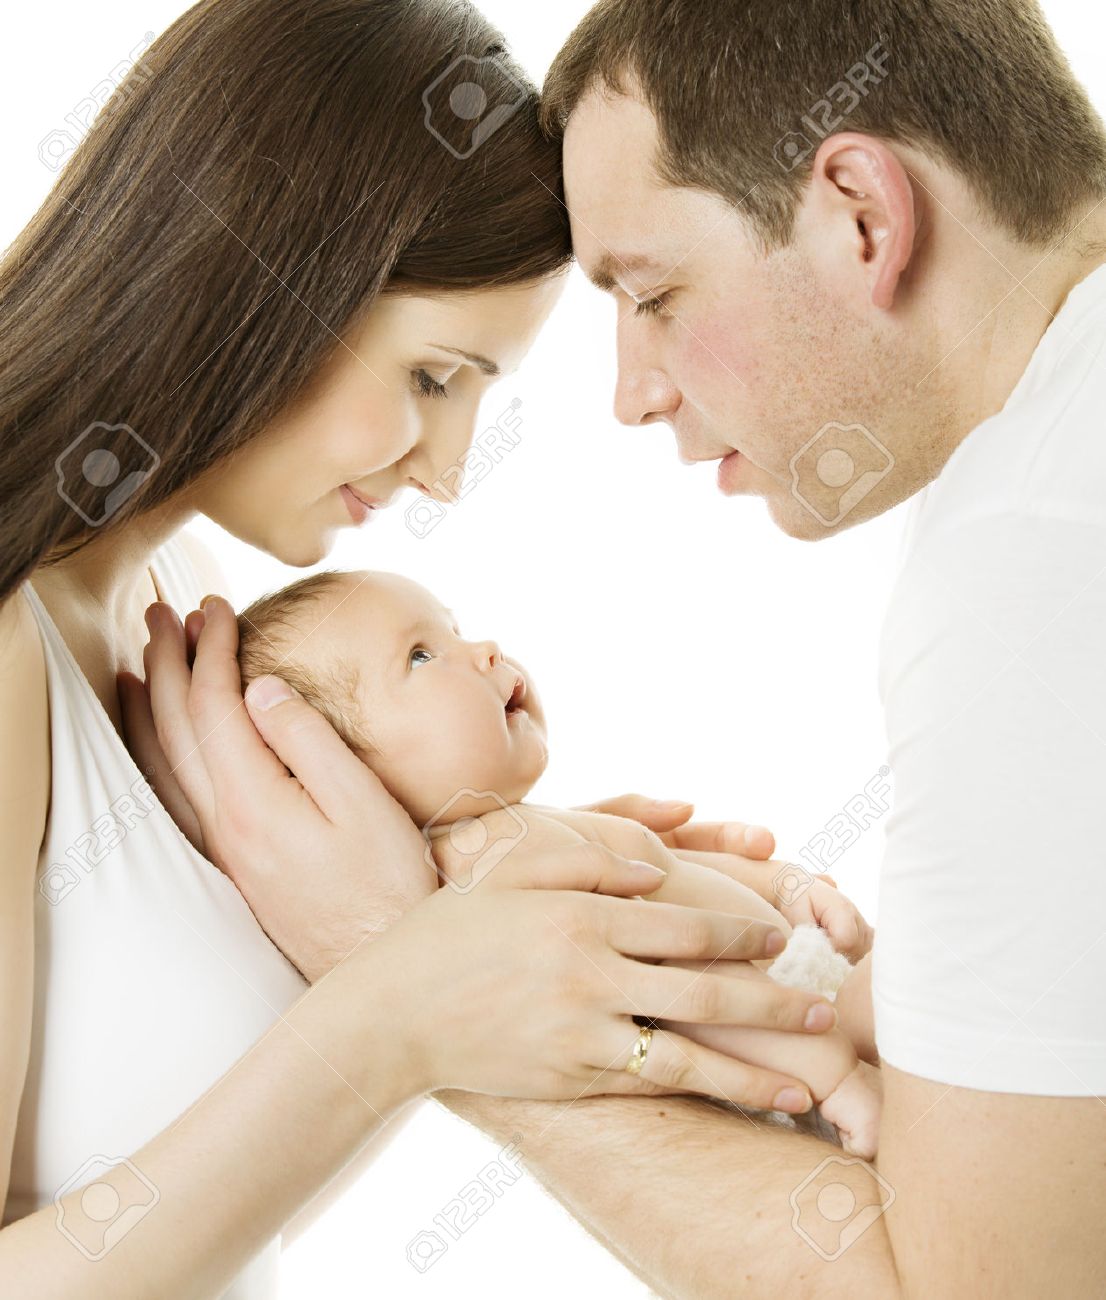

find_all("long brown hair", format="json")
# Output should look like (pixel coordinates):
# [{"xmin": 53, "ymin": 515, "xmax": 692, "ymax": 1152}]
[{"xmin": 0, "ymin": 0, "xmax": 571, "ymax": 603}]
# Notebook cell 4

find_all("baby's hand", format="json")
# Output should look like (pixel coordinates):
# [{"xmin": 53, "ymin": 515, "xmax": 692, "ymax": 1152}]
[{"xmin": 774, "ymin": 875, "xmax": 873, "ymax": 961}]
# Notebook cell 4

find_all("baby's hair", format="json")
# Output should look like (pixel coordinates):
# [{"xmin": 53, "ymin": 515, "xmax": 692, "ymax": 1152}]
[{"xmin": 236, "ymin": 570, "xmax": 373, "ymax": 756}]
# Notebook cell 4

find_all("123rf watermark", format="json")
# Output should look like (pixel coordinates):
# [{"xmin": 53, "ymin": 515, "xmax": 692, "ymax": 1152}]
[
  {"xmin": 39, "ymin": 774, "xmax": 159, "ymax": 906},
  {"xmin": 773, "ymin": 767, "xmax": 892, "ymax": 906},
  {"xmin": 405, "ymin": 398, "xmax": 523, "ymax": 538},
  {"xmin": 774, "ymin": 40, "xmax": 890, "ymax": 172},
  {"xmin": 54, "ymin": 1155, "xmax": 160, "ymax": 1261},
  {"xmin": 790, "ymin": 1155, "xmax": 895, "ymax": 1262},
  {"xmin": 422, "ymin": 788, "xmax": 528, "ymax": 894},
  {"xmin": 790, "ymin": 422, "xmax": 894, "ymax": 527},
  {"xmin": 406, "ymin": 1137, "xmax": 524, "ymax": 1273},
  {"xmin": 56, "ymin": 422, "xmax": 160, "ymax": 528},
  {"xmin": 39, "ymin": 33, "xmax": 156, "ymax": 172}
]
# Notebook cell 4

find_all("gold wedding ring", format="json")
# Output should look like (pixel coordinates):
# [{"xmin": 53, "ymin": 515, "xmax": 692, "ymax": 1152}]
[{"xmin": 625, "ymin": 1026, "xmax": 654, "ymax": 1075}]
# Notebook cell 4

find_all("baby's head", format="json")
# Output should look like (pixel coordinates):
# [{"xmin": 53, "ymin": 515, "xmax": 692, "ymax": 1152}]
[{"xmin": 236, "ymin": 571, "xmax": 548, "ymax": 827}]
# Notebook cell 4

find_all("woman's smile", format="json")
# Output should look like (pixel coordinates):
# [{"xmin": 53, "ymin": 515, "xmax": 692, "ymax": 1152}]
[{"xmin": 340, "ymin": 484, "xmax": 391, "ymax": 525}]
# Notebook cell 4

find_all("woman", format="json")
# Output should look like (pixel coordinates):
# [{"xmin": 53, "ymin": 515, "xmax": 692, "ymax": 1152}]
[{"xmin": 0, "ymin": 2, "xmax": 832, "ymax": 1294}]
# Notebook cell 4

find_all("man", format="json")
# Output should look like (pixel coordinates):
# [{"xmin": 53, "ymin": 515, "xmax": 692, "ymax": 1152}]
[{"xmin": 449, "ymin": 1, "xmax": 1106, "ymax": 1294}]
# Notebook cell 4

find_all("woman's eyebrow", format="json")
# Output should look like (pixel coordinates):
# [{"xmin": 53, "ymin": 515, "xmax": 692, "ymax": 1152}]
[{"xmin": 428, "ymin": 345, "xmax": 500, "ymax": 377}]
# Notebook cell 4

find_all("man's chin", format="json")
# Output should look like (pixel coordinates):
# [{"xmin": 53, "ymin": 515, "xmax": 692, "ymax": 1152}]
[{"xmin": 764, "ymin": 491, "xmax": 838, "ymax": 542}]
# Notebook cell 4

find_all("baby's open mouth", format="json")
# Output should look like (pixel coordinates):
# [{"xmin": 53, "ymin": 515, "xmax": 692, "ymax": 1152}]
[{"xmin": 505, "ymin": 676, "xmax": 526, "ymax": 715}]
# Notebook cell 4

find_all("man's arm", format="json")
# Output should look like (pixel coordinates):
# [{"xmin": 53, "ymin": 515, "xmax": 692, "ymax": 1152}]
[
  {"xmin": 439, "ymin": 1089, "xmax": 899, "ymax": 1300},
  {"xmin": 440, "ymin": 1065, "xmax": 1106, "ymax": 1299}
]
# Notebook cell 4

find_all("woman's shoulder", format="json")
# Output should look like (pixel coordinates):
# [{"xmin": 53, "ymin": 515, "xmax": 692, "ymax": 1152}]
[{"xmin": 0, "ymin": 587, "xmax": 50, "ymax": 859}]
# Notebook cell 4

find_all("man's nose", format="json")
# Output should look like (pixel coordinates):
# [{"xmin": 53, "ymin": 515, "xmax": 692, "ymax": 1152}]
[{"xmin": 613, "ymin": 323, "xmax": 680, "ymax": 427}]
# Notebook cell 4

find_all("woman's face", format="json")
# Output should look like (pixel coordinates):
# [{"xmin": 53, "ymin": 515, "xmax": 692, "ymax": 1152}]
[{"xmin": 189, "ymin": 276, "xmax": 566, "ymax": 565}]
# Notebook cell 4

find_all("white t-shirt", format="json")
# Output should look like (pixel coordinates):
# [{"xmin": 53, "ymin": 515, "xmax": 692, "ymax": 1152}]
[{"xmin": 872, "ymin": 261, "xmax": 1106, "ymax": 1095}]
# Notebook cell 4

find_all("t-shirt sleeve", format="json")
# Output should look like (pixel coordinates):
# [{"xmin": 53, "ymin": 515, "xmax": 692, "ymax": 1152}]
[{"xmin": 872, "ymin": 506, "xmax": 1106, "ymax": 1095}]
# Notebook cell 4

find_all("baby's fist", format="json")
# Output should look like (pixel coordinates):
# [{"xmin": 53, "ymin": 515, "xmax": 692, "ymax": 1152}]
[{"xmin": 774, "ymin": 873, "xmax": 873, "ymax": 961}]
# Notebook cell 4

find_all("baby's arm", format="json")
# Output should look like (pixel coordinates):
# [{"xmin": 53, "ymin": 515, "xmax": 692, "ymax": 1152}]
[{"xmin": 834, "ymin": 952, "xmax": 877, "ymax": 1065}]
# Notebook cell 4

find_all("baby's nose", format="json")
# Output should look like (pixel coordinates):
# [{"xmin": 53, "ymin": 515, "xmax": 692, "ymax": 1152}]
[{"xmin": 472, "ymin": 639, "xmax": 501, "ymax": 666}]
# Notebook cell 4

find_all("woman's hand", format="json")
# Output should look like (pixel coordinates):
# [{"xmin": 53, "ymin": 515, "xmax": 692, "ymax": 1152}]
[
  {"xmin": 574, "ymin": 793, "xmax": 777, "ymax": 860},
  {"xmin": 380, "ymin": 846, "xmax": 832, "ymax": 1110},
  {"xmin": 120, "ymin": 596, "xmax": 438, "ymax": 982}
]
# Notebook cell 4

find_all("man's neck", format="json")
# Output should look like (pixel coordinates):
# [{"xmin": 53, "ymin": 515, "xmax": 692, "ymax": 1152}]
[{"xmin": 957, "ymin": 202, "xmax": 1106, "ymax": 434}]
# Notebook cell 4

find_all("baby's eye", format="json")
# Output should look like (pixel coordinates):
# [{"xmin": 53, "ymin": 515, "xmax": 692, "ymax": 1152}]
[{"xmin": 409, "ymin": 647, "xmax": 434, "ymax": 668}]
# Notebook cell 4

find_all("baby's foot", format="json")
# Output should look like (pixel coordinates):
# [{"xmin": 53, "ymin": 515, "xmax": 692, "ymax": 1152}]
[{"xmin": 819, "ymin": 1059, "xmax": 883, "ymax": 1159}]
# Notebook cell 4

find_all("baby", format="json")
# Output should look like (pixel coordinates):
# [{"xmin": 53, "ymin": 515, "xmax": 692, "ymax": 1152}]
[{"xmin": 236, "ymin": 569, "xmax": 881, "ymax": 1155}]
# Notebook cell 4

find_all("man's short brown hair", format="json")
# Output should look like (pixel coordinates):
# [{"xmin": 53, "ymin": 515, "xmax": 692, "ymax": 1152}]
[{"xmin": 542, "ymin": 0, "xmax": 1106, "ymax": 249}]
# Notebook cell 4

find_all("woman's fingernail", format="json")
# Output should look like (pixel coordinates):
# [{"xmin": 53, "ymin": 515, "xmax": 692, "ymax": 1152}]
[
  {"xmin": 804, "ymin": 1003, "xmax": 837, "ymax": 1032},
  {"xmin": 765, "ymin": 929, "xmax": 787, "ymax": 956},
  {"xmin": 654, "ymin": 799, "xmax": 692, "ymax": 811},
  {"xmin": 743, "ymin": 824, "xmax": 770, "ymax": 845},
  {"xmin": 629, "ymin": 859, "xmax": 667, "ymax": 877},
  {"xmin": 245, "ymin": 676, "xmax": 294, "ymax": 711},
  {"xmin": 773, "ymin": 1087, "xmax": 812, "ymax": 1114},
  {"xmin": 200, "ymin": 593, "xmax": 219, "ymax": 609}
]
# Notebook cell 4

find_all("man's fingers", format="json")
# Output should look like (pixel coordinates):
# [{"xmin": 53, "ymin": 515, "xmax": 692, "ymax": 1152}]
[
  {"xmin": 618, "ymin": 955, "xmax": 836, "ymax": 1033},
  {"xmin": 242, "ymin": 675, "xmax": 383, "ymax": 823},
  {"xmin": 593, "ymin": 1025, "xmax": 811, "ymax": 1113},
  {"xmin": 661, "ymin": 821, "xmax": 776, "ymax": 860}
]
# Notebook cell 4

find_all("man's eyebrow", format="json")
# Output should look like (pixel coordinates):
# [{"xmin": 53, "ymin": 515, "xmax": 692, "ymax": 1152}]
[
  {"xmin": 428, "ymin": 345, "xmax": 501, "ymax": 377},
  {"xmin": 585, "ymin": 252, "xmax": 663, "ymax": 293}
]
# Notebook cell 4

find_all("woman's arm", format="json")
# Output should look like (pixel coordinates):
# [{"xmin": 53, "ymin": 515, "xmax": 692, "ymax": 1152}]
[
  {"xmin": 0, "ymin": 929, "xmax": 430, "ymax": 1298},
  {"xmin": 0, "ymin": 591, "xmax": 428, "ymax": 1294},
  {"xmin": 0, "ymin": 593, "xmax": 50, "ymax": 1221}
]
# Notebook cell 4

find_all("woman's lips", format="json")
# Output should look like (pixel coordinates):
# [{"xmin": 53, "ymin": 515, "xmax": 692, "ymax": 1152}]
[{"xmin": 340, "ymin": 485, "xmax": 384, "ymax": 525}]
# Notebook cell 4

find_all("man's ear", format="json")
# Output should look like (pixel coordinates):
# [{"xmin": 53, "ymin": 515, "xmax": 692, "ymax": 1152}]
[{"xmin": 810, "ymin": 132, "xmax": 917, "ymax": 310}]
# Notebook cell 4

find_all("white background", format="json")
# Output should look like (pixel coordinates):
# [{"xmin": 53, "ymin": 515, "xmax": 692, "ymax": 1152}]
[{"xmin": 3, "ymin": 2, "xmax": 1103, "ymax": 1295}]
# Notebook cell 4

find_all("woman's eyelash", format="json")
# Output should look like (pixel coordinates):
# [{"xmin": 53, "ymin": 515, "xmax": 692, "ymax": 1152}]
[
  {"xmin": 409, "ymin": 646, "xmax": 433, "ymax": 666},
  {"xmin": 413, "ymin": 369, "xmax": 449, "ymax": 399}
]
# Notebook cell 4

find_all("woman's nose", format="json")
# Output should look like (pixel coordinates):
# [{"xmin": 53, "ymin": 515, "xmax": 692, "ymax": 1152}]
[{"xmin": 414, "ymin": 405, "xmax": 484, "ymax": 500}]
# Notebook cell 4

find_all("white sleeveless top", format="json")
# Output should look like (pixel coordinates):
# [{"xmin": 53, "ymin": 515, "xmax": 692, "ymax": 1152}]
[{"xmin": 5, "ymin": 534, "xmax": 309, "ymax": 1297}]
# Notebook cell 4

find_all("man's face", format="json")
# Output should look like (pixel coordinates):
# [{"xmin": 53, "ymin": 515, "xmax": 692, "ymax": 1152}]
[{"xmin": 563, "ymin": 87, "xmax": 954, "ymax": 538}]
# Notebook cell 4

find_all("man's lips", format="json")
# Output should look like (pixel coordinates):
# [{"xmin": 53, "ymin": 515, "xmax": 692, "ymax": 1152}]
[{"xmin": 716, "ymin": 449, "xmax": 746, "ymax": 495}]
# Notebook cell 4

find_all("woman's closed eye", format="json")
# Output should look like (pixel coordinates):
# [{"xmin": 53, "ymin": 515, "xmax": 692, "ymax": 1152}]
[{"xmin": 412, "ymin": 368, "xmax": 450, "ymax": 399}]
